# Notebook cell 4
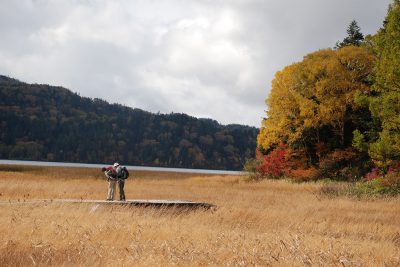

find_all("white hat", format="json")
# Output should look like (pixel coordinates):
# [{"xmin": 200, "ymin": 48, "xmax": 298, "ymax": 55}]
[{"xmin": 113, "ymin": 162, "xmax": 120, "ymax": 168}]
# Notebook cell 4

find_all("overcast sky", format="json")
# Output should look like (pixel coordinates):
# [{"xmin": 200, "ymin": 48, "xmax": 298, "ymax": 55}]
[{"xmin": 0, "ymin": 0, "xmax": 392, "ymax": 127}]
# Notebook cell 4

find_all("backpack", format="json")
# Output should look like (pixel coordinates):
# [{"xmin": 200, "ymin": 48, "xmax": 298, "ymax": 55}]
[{"xmin": 118, "ymin": 166, "xmax": 129, "ymax": 179}]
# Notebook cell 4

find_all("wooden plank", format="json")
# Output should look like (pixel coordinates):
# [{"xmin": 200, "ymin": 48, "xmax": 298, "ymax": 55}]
[{"xmin": 0, "ymin": 199, "xmax": 216, "ymax": 209}]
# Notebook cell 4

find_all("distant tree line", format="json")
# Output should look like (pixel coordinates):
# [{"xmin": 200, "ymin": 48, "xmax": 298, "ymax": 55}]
[{"xmin": 0, "ymin": 76, "xmax": 258, "ymax": 170}]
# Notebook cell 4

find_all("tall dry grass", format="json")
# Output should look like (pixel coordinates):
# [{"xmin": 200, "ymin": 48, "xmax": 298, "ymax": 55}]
[{"xmin": 0, "ymin": 165, "xmax": 399, "ymax": 266}]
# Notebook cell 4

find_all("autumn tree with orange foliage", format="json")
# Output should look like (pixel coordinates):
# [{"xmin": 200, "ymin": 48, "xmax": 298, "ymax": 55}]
[{"xmin": 257, "ymin": 46, "xmax": 375, "ymax": 179}]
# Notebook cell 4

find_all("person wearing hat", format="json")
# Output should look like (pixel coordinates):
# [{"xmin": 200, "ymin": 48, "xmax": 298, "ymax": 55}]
[{"xmin": 101, "ymin": 163, "xmax": 118, "ymax": 201}]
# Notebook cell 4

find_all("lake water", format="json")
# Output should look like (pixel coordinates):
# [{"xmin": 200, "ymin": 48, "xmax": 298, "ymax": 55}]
[{"xmin": 0, "ymin": 159, "xmax": 243, "ymax": 176}]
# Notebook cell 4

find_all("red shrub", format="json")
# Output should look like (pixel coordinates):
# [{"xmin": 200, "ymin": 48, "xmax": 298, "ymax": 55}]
[
  {"xmin": 257, "ymin": 145, "xmax": 286, "ymax": 178},
  {"xmin": 388, "ymin": 162, "xmax": 400, "ymax": 174},
  {"xmin": 364, "ymin": 168, "xmax": 381, "ymax": 181},
  {"xmin": 364, "ymin": 161, "xmax": 400, "ymax": 181}
]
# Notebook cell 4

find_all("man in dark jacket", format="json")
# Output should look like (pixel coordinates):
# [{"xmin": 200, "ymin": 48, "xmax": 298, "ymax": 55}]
[{"xmin": 114, "ymin": 163, "xmax": 129, "ymax": 201}]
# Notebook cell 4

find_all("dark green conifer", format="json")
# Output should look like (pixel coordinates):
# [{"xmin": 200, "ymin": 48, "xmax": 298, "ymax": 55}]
[{"xmin": 335, "ymin": 20, "xmax": 364, "ymax": 48}]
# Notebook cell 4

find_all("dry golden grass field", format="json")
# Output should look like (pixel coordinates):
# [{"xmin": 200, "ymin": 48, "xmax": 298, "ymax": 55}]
[{"xmin": 0, "ymin": 165, "xmax": 399, "ymax": 266}]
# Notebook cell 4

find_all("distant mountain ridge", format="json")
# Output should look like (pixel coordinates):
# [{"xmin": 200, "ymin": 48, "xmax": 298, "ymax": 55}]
[{"xmin": 0, "ymin": 75, "xmax": 258, "ymax": 170}]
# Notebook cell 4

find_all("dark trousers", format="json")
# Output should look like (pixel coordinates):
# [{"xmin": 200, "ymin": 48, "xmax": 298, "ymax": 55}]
[{"xmin": 118, "ymin": 180, "xmax": 126, "ymax": 201}]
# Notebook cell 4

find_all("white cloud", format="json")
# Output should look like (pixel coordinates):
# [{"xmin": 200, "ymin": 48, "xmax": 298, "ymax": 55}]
[{"xmin": 0, "ymin": 0, "xmax": 392, "ymax": 127}]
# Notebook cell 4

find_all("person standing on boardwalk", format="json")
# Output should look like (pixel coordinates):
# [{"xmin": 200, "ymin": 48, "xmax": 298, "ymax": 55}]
[
  {"xmin": 102, "ymin": 164, "xmax": 118, "ymax": 201},
  {"xmin": 115, "ymin": 163, "xmax": 129, "ymax": 201}
]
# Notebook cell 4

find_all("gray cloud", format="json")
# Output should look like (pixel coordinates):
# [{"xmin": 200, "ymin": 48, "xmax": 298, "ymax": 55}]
[{"xmin": 0, "ymin": 0, "xmax": 392, "ymax": 126}]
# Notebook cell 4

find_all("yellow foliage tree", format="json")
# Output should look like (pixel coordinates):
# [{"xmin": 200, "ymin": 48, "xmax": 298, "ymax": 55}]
[
  {"xmin": 257, "ymin": 63, "xmax": 301, "ymax": 151},
  {"xmin": 258, "ymin": 46, "xmax": 374, "ymax": 165}
]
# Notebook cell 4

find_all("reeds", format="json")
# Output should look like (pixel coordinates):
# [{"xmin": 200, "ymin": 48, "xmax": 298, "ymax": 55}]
[{"xmin": 0, "ymin": 166, "xmax": 399, "ymax": 266}]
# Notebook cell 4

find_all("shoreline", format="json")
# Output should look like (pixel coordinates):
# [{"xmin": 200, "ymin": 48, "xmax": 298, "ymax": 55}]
[{"xmin": 0, "ymin": 159, "xmax": 243, "ymax": 176}]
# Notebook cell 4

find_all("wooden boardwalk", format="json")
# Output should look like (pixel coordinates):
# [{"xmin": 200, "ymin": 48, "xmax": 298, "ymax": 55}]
[{"xmin": 0, "ymin": 199, "xmax": 216, "ymax": 209}]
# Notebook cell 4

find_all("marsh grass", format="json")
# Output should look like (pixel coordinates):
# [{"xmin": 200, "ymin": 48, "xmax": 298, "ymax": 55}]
[{"xmin": 0, "ymin": 166, "xmax": 399, "ymax": 266}]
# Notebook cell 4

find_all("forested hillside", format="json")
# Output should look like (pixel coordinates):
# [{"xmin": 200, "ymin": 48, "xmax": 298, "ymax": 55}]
[{"xmin": 0, "ymin": 76, "xmax": 258, "ymax": 170}]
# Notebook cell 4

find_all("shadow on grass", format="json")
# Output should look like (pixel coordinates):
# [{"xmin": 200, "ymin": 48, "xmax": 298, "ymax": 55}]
[{"xmin": 0, "ymin": 164, "xmax": 45, "ymax": 173}]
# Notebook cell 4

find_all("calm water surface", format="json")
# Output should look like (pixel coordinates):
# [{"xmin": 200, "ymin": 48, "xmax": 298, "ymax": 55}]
[{"xmin": 0, "ymin": 159, "xmax": 243, "ymax": 175}]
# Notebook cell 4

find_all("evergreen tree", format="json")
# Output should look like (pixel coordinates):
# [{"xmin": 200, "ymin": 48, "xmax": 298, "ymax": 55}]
[
  {"xmin": 367, "ymin": 0, "xmax": 400, "ymax": 168},
  {"xmin": 335, "ymin": 20, "xmax": 364, "ymax": 48}
]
